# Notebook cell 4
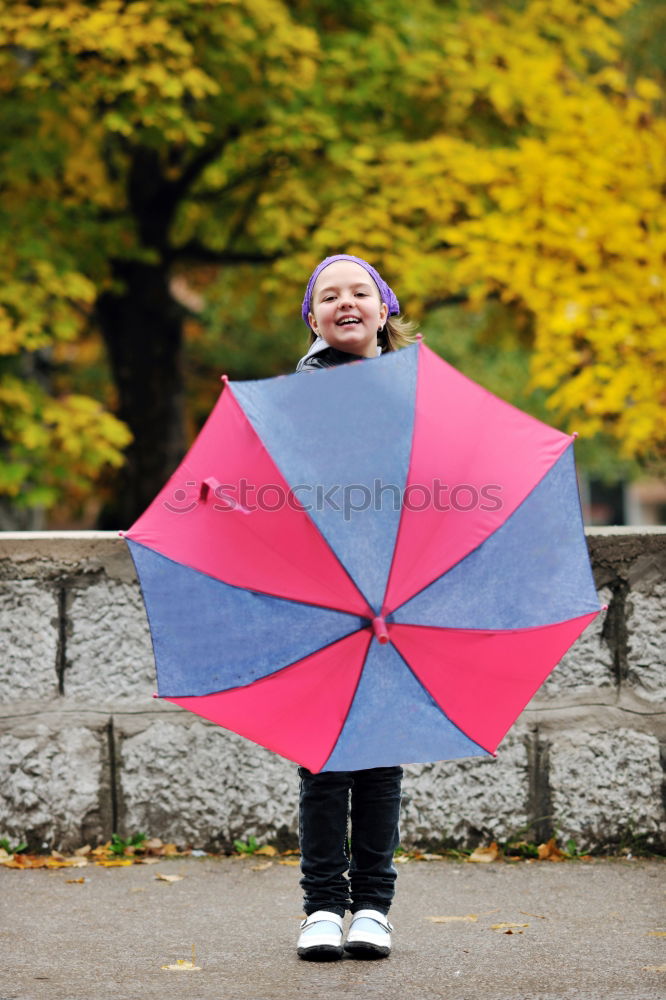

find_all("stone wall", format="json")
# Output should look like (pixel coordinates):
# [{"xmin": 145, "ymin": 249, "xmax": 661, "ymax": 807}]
[{"xmin": 1, "ymin": 530, "xmax": 664, "ymax": 854}]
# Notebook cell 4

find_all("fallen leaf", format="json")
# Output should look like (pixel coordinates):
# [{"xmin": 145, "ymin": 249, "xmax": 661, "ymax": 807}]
[
  {"xmin": 65, "ymin": 877, "xmax": 87, "ymax": 884},
  {"xmin": 95, "ymin": 859, "xmax": 134, "ymax": 867},
  {"xmin": 278, "ymin": 859, "xmax": 300, "ymax": 866},
  {"xmin": 254, "ymin": 845, "xmax": 278, "ymax": 857},
  {"xmin": 2, "ymin": 855, "xmax": 50, "ymax": 869},
  {"xmin": 647, "ymin": 931, "xmax": 666, "ymax": 937},
  {"xmin": 394, "ymin": 854, "xmax": 411, "ymax": 864},
  {"xmin": 426, "ymin": 914, "xmax": 478, "ymax": 923},
  {"xmin": 643, "ymin": 964, "xmax": 666, "ymax": 972},
  {"xmin": 161, "ymin": 843, "xmax": 179, "ymax": 856},
  {"xmin": 414, "ymin": 852, "xmax": 445, "ymax": 861},
  {"xmin": 520, "ymin": 911, "xmax": 546, "ymax": 920},
  {"xmin": 537, "ymin": 838, "xmax": 565, "ymax": 862},
  {"xmin": 144, "ymin": 838, "xmax": 163, "ymax": 850},
  {"xmin": 74, "ymin": 844, "xmax": 92, "ymax": 856},
  {"xmin": 155, "ymin": 872, "xmax": 184, "ymax": 882},
  {"xmin": 250, "ymin": 861, "xmax": 273, "ymax": 871},
  {"xmin": 136, "ymin": 857, "xmax": 160, "ymax": 865},
  {"xmin": 161, "ymin": 944, "xmax": 200, "ymax": 970},
  {"xmin": 467, "ymin": 843, "xmax": 499, "ymax": 864},
  {"xmin": 46, "ymin": 858, "xmax": 88, "ymax": 869},
  {"xmin": 281, "ymin": 849, "xmax": 301, "ymax": 856},
  {"xmin": 490, "ymin": 922, "xmax": 529, "ymax": 932}
]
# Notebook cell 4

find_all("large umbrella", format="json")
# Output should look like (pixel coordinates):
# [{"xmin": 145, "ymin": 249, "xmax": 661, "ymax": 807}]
[{"xmin": 123, "ymin": 341, "xmax": 601, "ymax": 772}]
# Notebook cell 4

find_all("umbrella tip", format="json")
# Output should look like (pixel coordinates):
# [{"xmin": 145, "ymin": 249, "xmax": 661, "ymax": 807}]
[
  {"xmin": 221, "ymin": 373, "xmax": 229, "ymax": 384},
  {"xmin": 117, "ymin": 530, "xmax": 124, "ymax": 537},
  {"xmin": 602, "ymin": 604, "xmax": 609, "ymax": 611},
  {"xmin": 152, "ymin": 692, "xmax": 159, "ymax": 699},
  {"xmin": 572, "ymin": 431, "xmax": 579, "ymax": 438},
  {"xmin": 416, "ymin": 332, "xmax": 424, "ymax": 342},
  {"xmin": 372, "ymin": 616, "xmax": 390, "ymax": 644}
]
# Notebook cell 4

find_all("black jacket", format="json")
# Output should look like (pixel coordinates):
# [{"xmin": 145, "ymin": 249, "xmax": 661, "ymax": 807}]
[{"xmin": 295, "ymin": 346, "xmax": 373, "ymax": 373}]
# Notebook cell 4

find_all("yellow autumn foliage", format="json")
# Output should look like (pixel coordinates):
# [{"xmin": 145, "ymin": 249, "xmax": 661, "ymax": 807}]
[
  {"xmin": 0, "ymin": 375, "xmax": 131, "ymax": 505},
  {"xmin": 270, "ymin": 0, "xmax": 665, "ymax": 459}
]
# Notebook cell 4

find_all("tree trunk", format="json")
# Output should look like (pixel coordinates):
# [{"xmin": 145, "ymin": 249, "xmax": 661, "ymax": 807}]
[{"xmin": 96, "ymin": 259, "xmax": 186, "ymax": 528}]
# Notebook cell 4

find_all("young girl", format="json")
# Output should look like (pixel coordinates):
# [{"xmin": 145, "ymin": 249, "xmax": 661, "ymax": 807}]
[{"xmin": 295, "ymin": 254, "xmax": 417, "ymax": 961}]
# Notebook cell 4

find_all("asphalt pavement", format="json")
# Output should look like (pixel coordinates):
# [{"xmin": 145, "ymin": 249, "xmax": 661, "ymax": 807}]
[{"xmin": 2, "ymin": 855, "xmax": 664, "ymax": 1000}]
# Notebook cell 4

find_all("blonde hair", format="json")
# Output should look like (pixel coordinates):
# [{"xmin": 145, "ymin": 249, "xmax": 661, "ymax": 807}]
[{"xmin": 380, "ymin": 314, "xmax": 419, "ymax": 352}]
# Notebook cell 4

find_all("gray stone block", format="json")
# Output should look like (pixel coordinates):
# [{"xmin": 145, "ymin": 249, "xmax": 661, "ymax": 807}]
[
  {"xmin": 117, "ymin": 718, "xmax": 298, "ymax": 848},
  {"xmin": 65, "ymin": 578, "xmax": 154, "ymax": 700},
  {"xmin": 625, "ymin": 583, "xmax": 666, "ymax": 704},
  {"xmin": 401, "ymin": 732, "xmax": 529, "ymax": 848},
  {"xmin": 0, "ymin": 581, "xmax": 59, "ymax": 702},
  {"xmin": 549, "ymin": 728, "xmax": 665, "ymax": 851},
  {"xmin": 531, "ymin": 589, "xmax": 614, "ymax": 704},
  {"xmin": 0, "ymin": 725, "xmax": 106, "ymax": 850}
]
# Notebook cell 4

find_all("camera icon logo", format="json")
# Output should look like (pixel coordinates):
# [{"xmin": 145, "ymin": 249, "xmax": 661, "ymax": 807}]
[{"xmin": 162, "ymin": 481, "xmax": 198, "ymax": 513}]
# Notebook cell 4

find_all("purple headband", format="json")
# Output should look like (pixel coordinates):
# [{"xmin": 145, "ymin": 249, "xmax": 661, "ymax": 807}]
[{"xmin": 301, "ymin": 254, "xmax": 400, "ymax": 327}]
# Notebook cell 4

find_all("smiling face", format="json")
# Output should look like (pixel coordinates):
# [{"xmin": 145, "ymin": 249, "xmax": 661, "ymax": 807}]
[{"xmin": 307, "ymin": 260, "xmax": 389, "ymax": 358}]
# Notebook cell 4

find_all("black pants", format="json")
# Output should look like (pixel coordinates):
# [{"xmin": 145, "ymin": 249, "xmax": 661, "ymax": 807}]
[{"xmin": 298, "ymin": 765, "xmax": 403, "ymax": 917}]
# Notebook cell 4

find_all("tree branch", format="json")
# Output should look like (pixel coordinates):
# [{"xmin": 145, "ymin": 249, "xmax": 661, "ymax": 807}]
[
  {"xmin": 169, "ymin": 242, "xmax": 284, "ymax": 265},
  {"xmin": 187, "ymin": 158, "xmax": 278, "ymax": 205},
  {"xmin": 168, "ymin": 128, "xmax": 241, "ymax": 202}
]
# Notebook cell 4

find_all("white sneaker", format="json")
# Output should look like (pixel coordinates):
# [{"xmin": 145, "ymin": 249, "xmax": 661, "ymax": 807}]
[
  {"xmin": 344, "ymin": 909, "xmax": 393, "ymax": 958},
  {"xmin": 297, "ymin": 910, "xmax": 344, "ymax": 961}
]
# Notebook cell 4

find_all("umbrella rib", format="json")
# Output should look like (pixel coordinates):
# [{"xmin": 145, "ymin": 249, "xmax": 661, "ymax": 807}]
[
  {"xmin": 385, "ymin": 440, "xmax": 580, "ymax": 619},
  {"xmin": 379, "ymin": 341, "xmax": 423, "ymax": 616},
  {"xmin": 268, "ymin": 476, "xmax": 376, "ymax": 617},
  {"xmin": 389, "ymin": 613, "xmax": 600, "ymax": 635},
  {"xmin": 129, "ymin": 538, "xmax": 368, "ymax": 619},
  {"xmin": 213, "ymin": 387, "xmax": 376, "ymax": 618},
  {"xmin": 164, "ymin": 626, "xmax": 373, "ymax": 699},
  {"xmin": 389, "ymin": 640, "xmax": 493, "ymax": 757},
  {"xmin": 318, "ymin": 630, "xmax": 374, "ymax": 771}
]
